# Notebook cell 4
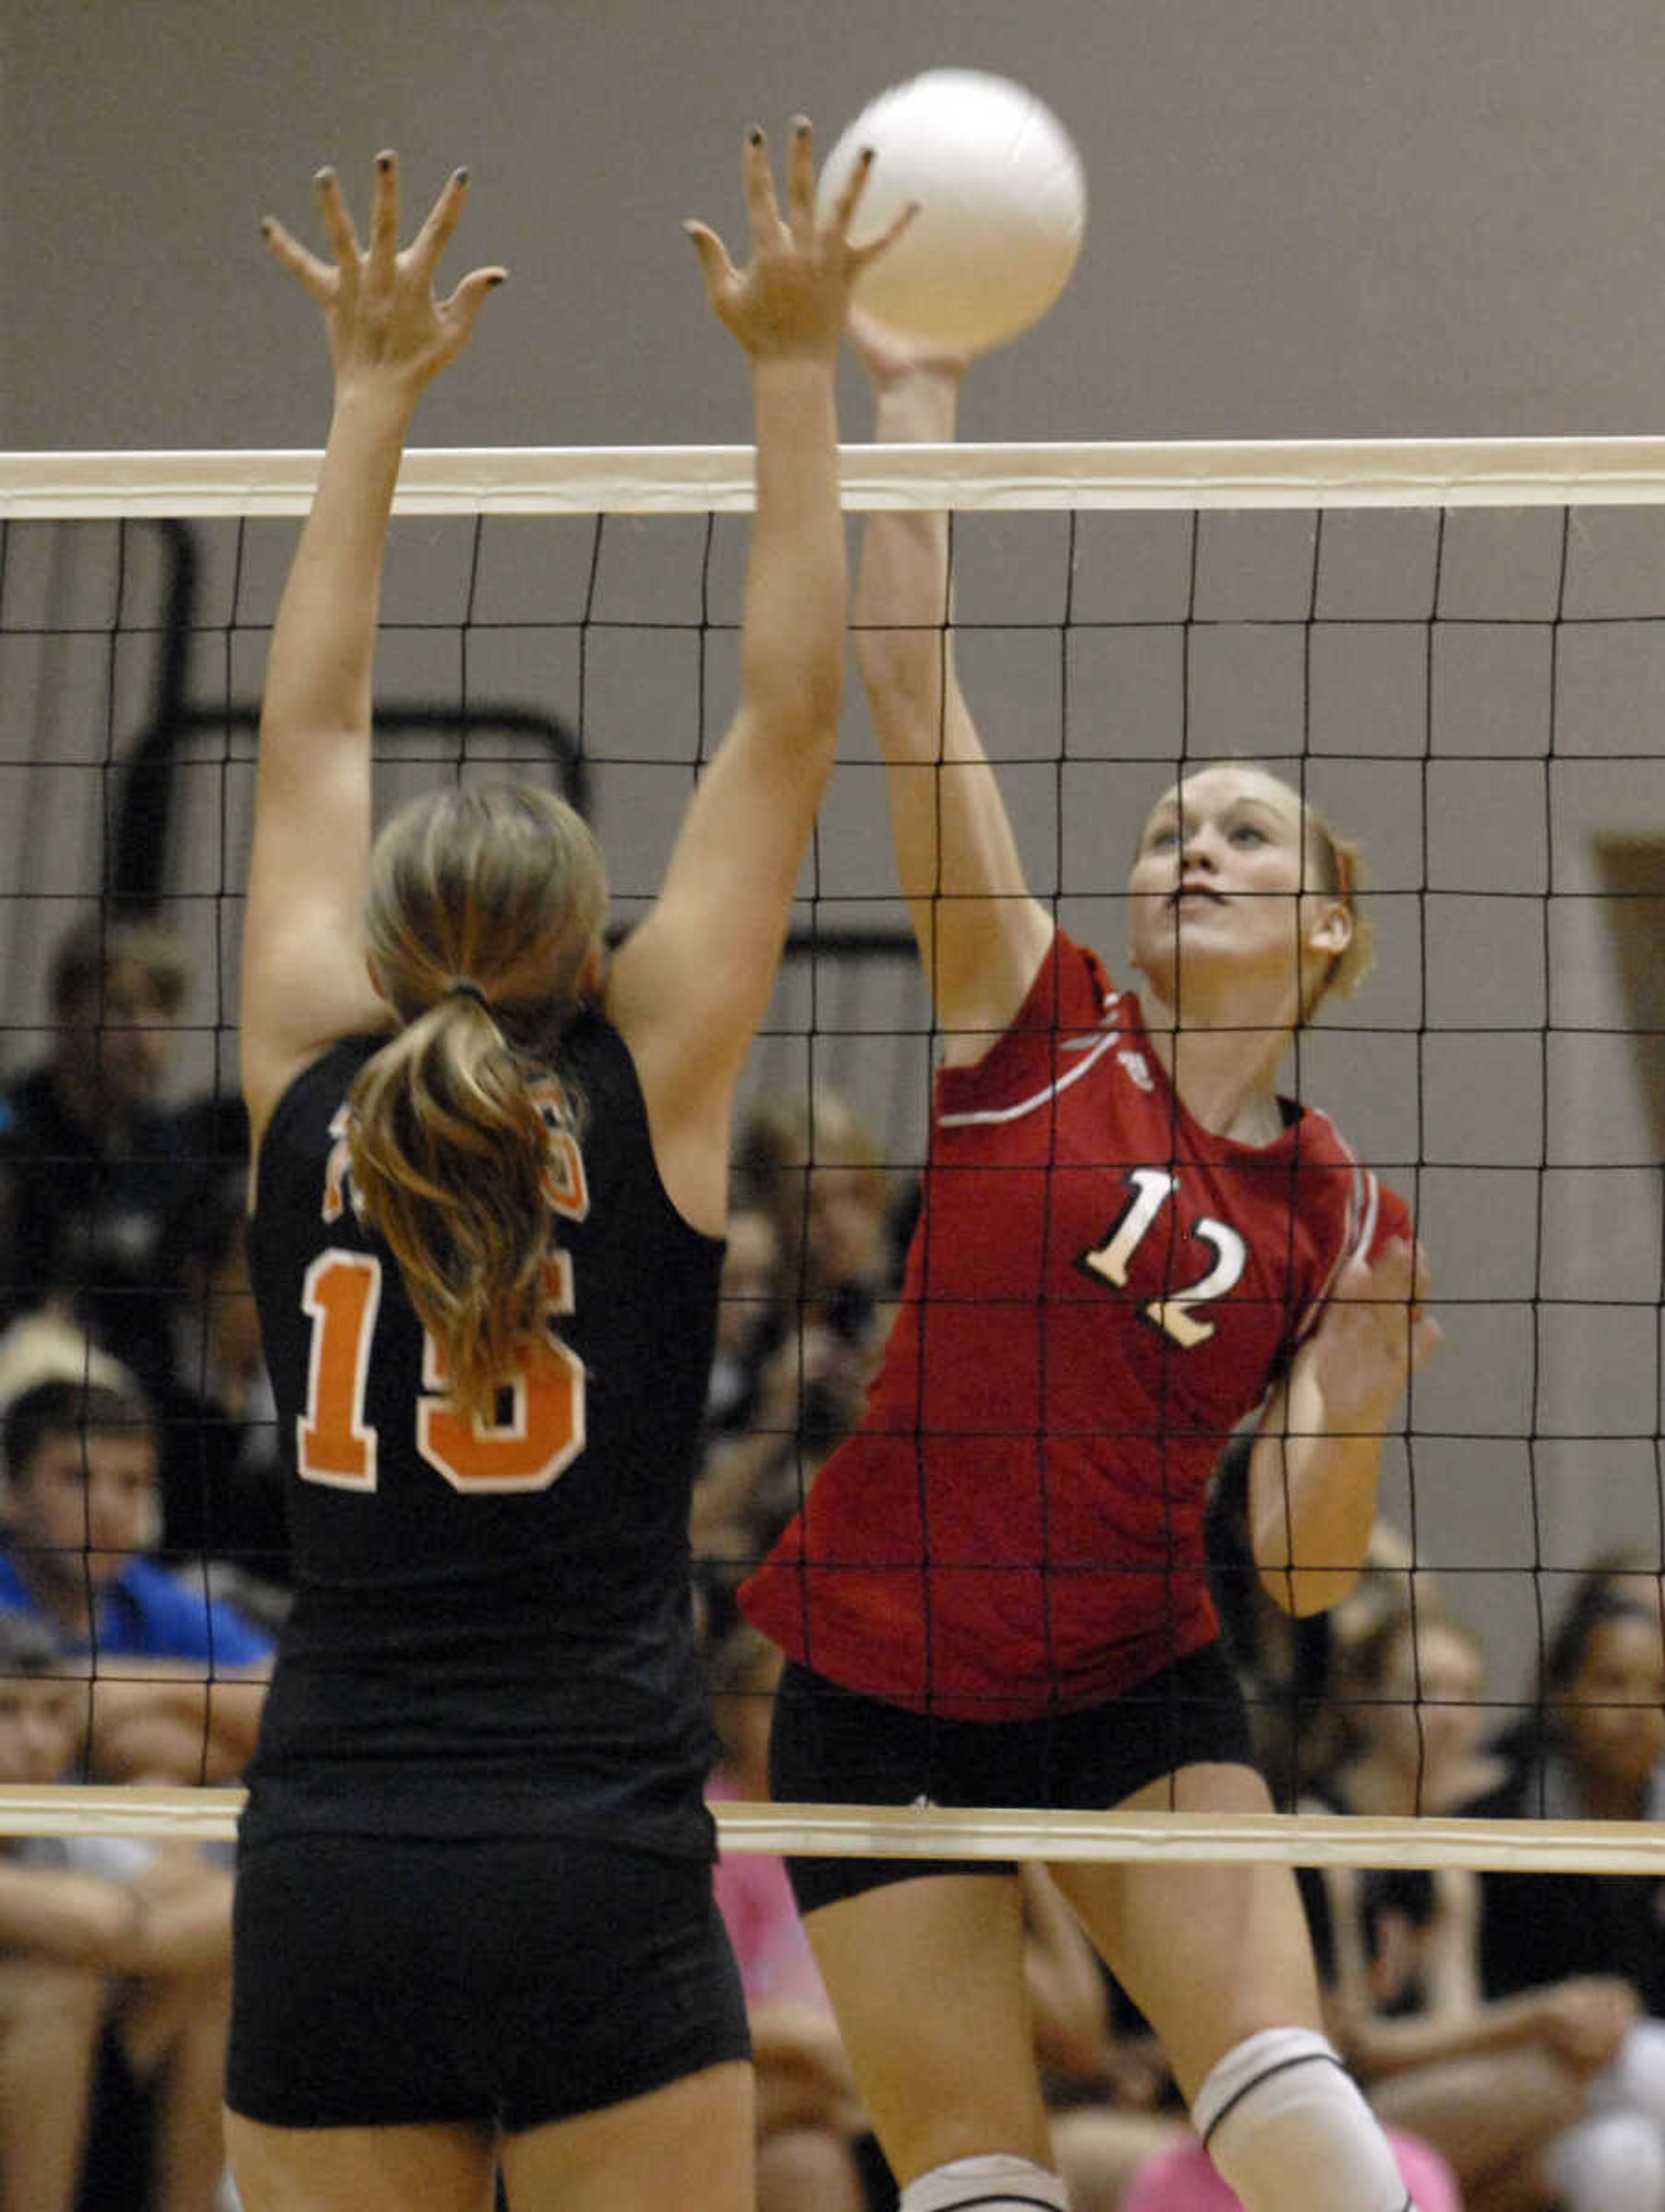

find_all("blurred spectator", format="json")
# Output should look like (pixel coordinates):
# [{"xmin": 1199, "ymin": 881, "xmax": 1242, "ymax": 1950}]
[
  {"xmin": 0, "ymin": 1306, "xmax": 132, "ymax": 1411},
  {"xmin": 693, "ymin": 1094, "xmax": 896, "ymax": 1604},
  {"xmin": 0, "ymin": 1609, "xmax": 233, "ymax": 2212},
  {"xmin": 141, "ymin": 1167, "xmax": 289, "ymax": 1629},
  {"xmin": 735, "ymin": 1084, "xmax": 893, "ymax": 1440},
  {"xmin": 705, "ymin": 1202, "xmax": 782, "ymax": 1440},
  {"xmin": 0, "ymin": 912, "xmax": 202, "ymax": 1383},
  {"xmin": 736, "ymin": 1085, "xmax": 894, "ymax": 1329},
  {"xmin": 1465, "ymin": 1579, "xmax": 1665, "ymax": 2004},
  {"xmin": 0, "ymin": 1375, "xmax": 269, "ymax": 1782},
  {"xmin": 1293, "ymin": 1594, "xmax": 1665, "ymax": 2212}
]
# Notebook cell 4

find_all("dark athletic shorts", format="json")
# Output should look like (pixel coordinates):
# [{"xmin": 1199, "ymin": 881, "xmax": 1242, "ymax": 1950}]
[
  {"xmin": 226, "ymin": 1830, "xmax": 750, "ymax": 2131},
  {"xmin": 769, "ymin": 1639, "xmax": 1254, "ymax": 1917}
]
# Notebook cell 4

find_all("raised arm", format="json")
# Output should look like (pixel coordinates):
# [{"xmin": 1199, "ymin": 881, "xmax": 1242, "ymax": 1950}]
[
  {"xmin": 1251, "ymin": 1236, "xmax": 1442, "ymax": 1616},
  {"xmin": 240, "ymin": 156, "xmax": 503, "ymax": 1156},
  {"xmin": 606, "ymin": 122, "xmax": 906, "ymax": 1233},
  {"xmin": 850, "ymin": 323, "xmax": 1053, "ymax": 1061}
]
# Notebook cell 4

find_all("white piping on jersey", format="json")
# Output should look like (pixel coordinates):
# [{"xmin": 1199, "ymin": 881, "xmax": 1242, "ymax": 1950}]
[
  {"xmin": 1292, "ymin": 1113, "xmax": 1381, "ymax": 1344},
  {"xmin": 938, "ymin": 1024, "xmax": 1123, "ymax": 1127}
]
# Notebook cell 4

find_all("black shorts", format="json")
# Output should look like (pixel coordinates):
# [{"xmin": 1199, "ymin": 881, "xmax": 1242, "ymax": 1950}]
[
  {"xmin": 226, "ymin": 1830, "xmax": 749, "ymax": 2131},
  {"xmin": 769, "ymin": 1640, "xmax": 1254, "ymax": 1917}
]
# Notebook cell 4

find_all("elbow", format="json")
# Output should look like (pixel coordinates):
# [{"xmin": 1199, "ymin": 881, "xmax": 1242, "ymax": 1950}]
[
  {"xmin": 854, "ymin": 623, "xmax": 947, "ymax": 722},
  {"xmin": 746, "ymin": 651, "xmax": 844, "ymax": 747},
  {"xmin": 1258, "ymin": 1559, "xmax": 1362, "ymax": 1619}
]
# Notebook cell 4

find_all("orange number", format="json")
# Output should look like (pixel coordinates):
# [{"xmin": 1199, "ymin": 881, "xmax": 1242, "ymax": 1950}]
[
  {"xmin": 418, "ymin": 1254, "xmax": 584, "ymax": 1492},
  {"xmin": 298, "ymin": 1251, "xmax": 382, "ymax": 1489},
  {"xmin": 297, "ymin": 1251, "xmax": 583, "ymax": 1495}
]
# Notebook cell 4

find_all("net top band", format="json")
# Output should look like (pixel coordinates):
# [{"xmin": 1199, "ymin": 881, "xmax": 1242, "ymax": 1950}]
[{"xmin": 10, "ymin": 438, "xmax": 1665, "ymax": 517}]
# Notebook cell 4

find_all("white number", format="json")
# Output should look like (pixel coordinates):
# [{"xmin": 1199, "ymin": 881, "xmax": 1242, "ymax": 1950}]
[{"xmin": 1081, "ymin": 1169, "xmax": 1247, "ymax": 1349}]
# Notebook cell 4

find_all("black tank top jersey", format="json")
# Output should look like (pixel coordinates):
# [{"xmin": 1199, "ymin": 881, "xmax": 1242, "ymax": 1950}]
[{"xmin": 244, "ymin": 1015, "xmax": 724, "ymax": 1858}]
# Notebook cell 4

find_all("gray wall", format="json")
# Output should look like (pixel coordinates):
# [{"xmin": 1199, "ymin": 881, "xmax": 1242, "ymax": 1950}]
[{"xmin": 7, "ymin": 1, "xmax": 1665, "ymax": 1710}]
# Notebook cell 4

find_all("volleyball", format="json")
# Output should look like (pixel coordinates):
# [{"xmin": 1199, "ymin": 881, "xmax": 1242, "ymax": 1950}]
[{"xmin": 819, "ymin": 69, "xmax": 1086, "ymax": 356}]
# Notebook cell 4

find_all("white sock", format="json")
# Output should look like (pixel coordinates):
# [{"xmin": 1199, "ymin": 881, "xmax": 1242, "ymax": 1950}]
[
  {"xmin": 1543, "ymin": 2109, "xmax": 1665, "ymax": 2212},
  {"xmin": 1192, "ymin": 2026, "xmax": 1412, "ymax": 2212},
  {"xmin": 898, "ymin": 2151, "xmax": 1070, "ymax": 2212}
]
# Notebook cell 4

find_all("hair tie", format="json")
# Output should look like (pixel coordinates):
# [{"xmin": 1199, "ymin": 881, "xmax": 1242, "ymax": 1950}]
[{"xmin": 445, "ymin": 978, "xmax": 490, "ymax": 1008}]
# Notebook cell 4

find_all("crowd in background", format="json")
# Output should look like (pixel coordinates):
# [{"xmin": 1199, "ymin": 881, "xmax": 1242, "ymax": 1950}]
[{"xmin": 1, "ymin": 907, "xmax": 1663, "ymax": 2209}]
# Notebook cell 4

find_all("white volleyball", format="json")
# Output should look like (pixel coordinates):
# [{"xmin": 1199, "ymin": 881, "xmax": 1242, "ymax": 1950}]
[{"xmin": 819, "ymin": 69, "xmax": 1087, "ymax": 355}]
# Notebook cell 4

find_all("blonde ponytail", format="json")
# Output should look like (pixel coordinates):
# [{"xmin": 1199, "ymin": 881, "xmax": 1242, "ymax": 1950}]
[{"xmin": 346, "ymin": 784, "xmax": 607, "ymax": 1422}]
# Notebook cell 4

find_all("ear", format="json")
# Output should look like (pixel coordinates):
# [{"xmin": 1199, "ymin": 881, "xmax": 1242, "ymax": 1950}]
[
  {"xmin": 578, "ymin": 941, "xmax": 606, "ymax": 1002},
  {"xmin": 1306, "ymin": 897, "xmax": 1354, "ymax": 958},
  {"xmin": 365, "ymin": 952, "xmax": 389, "ymax": 1004}
]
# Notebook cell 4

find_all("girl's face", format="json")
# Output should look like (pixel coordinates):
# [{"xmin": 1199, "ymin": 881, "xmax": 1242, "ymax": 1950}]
[
  {"xmin": 1126, "ymin": 765, "xmax": 1350, "ymax": 1017},
  {"xmin": 1557, "ymin": 1612, "xmax": 1665, "ymax": 1791},
  {"xmin": 1362, "ymin": 1619, "xmax": 1487, "ymax": 1797}
]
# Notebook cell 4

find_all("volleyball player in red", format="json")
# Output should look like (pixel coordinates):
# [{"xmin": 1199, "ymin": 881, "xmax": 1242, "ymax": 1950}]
[
  {"xmin": 741, "ymin": 323, "xmax": 1443, "ymax": 2212},
  {"xmin": 224, "ymin": 138, "xmax": 905, "ymax": 2212}
]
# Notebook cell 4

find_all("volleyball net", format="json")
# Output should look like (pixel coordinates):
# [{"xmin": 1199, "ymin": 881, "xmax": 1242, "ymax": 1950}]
[{"xmin": 1, "ymin": 439, "xmax": 1663, "ymax": 1870}]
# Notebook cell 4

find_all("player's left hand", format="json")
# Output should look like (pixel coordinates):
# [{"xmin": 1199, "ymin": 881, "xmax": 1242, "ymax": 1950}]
[
  {"xmin": 684, "ymin": 116, "xmax": 914, "ymax": 362},
  {"xmin": 262, "ymin": 152, "xmax": 506, "ymax": 398},
  {"xmin": 1308, "ymin": 1235, "xmax": 1442, "ymax": 1430}
]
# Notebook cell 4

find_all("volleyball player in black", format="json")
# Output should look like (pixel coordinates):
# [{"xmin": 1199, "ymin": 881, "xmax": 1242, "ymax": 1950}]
[{"xmin": 224, "ymin": 137, "xmax": 905, "ymax": 2211}]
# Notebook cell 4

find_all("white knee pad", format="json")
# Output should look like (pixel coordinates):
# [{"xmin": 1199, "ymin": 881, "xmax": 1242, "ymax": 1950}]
[
  {"xmin": 1192, "ymin": 2027, "xmax": 1413, "ymax": 2212},
  {"xmin": 897, "ymin": 2151, "xmax": 1070, "ymax": 2212},
  {"xmin": 1544, "ymin": 2108, "xmax": 1665, "ymax": 2212}
]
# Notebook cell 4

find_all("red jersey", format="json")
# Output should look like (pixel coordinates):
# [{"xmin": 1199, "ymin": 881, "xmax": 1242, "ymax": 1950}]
[{"xmin": 740, "ymin": 930, "xmax": 1410, "ymax": 1721}]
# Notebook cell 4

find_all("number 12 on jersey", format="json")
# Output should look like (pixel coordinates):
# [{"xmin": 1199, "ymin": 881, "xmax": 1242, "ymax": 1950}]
[{"xmin": 1080, "ymin": 1166, "xmax": 1247, "ymax": 1349}]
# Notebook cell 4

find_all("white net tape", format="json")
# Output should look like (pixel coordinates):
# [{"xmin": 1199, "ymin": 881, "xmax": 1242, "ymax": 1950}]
[{"xmin": 10, "ymin": 437, "xmax": 1665, "ymax": 517}]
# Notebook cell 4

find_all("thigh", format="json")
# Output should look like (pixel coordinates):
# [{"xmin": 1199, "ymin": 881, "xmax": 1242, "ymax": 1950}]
[
  {"xmin": 1049, "ymin": 1762, "xmax": 1324, "ymax": 2106},
  {"xmin": 499, "ymin": 2060, "xmax": 753, "ymax": 2212},
  {"xmin": 802, "ymin": 1872, "xmax": 1051, "ymax": 2184},
  {"xmin": 223, "ymin": 2113, "xmax": 495, "ymax": 2212}
]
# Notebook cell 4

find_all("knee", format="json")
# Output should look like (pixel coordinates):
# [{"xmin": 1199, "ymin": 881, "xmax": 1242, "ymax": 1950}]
[
  {"xmin": 0, "ymin": 1958, "xmax": 105, "ymax": 2043},
  {"xmin": 756, "ymin": 2125, "xmax": 866, "ymax": 2212}
]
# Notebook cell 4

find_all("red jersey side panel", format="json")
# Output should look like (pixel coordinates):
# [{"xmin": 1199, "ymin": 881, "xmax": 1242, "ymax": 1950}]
[{"xmin": 740, "ymin": 931, "xmax": 1410, "ymax": 1720}]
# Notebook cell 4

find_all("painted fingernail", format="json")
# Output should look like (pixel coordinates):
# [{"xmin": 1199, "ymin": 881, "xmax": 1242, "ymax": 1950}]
[
  {"xmin": 747, "ymin": 126, "xmax": 764, "ymax": 145},
  {"xmin": 454, "ymin": 166, "xmax": 470, "ymax": 184},
  {"xmin": 793, "ymin": 116, "xmax": 811, "ymax": 135},
  {"xmin": 314, "ymin": 167, "xmax": 335, "ymax": 187},
  {"xmin": 376, "ymin": 150, "xmax": 395, "ymax": 171}
]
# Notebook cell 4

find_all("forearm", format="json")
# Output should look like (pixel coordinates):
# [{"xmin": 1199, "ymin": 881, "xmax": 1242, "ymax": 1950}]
[
  {"xmin": 1251, "ymin": 1366, "xmax": 1395, "ymax": 1615},
  {"xmin": 1348, "ymin": 1986, "xmax": 1565, "ymax": 2080},
  {"xmin": 258, "ymin": 380, "xmax": 413, "ymax": 772},
  {"xmin": 855, "ymin": 370, "xmax": 961, "ymax": 748},
  {"xmin": 741, "ymin": 357, "xmax": 845, "ymax": 742},
  {"xmin": 84, "ymin": 1670, "xmax": 267, "ymax": 1783},
  {"xmin": 0, "ymin": 1862, "xmax": 129, "ymax": 1966}
]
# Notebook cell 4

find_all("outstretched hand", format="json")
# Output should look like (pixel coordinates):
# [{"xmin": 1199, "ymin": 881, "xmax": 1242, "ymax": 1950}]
[
  {"xmin": 685, "ymin": 117, "xmax": 914, "ymax": 361},
  {"xmin": 1308, "ymin": 1235, "xmax": 1443, "ymax": 1430},
  {"xmin": 262, "ymin": 153, "xmax": 505, "ymax": 399}
]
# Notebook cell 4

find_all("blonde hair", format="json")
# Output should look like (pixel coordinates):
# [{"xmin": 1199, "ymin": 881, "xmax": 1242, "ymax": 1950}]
[
  {"xmin": 347, "ymin": 785, "xmax": 607, "ymax": 1422},
  {"xmin": 1304, "ymin": 811, "xmax": 1372, "ymax": 1010}
]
